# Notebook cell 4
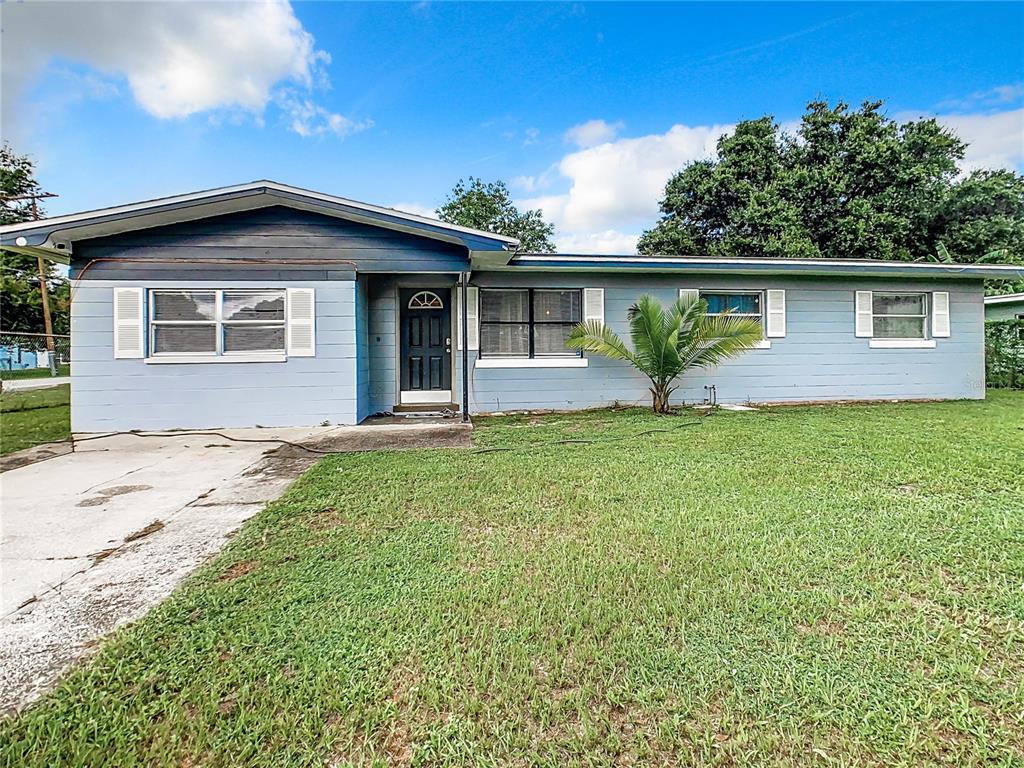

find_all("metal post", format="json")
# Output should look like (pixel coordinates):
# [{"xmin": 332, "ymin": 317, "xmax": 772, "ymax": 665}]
[
  {"xmin": 460, "ymin": 271, "xmax": 470, "ymax": 422},
  {"xmin": 4, "ymin": 192, "xmax": 59, "ymax": 376}
]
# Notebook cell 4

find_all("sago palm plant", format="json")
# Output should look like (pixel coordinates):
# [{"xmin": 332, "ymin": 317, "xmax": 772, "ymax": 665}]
[{"xmin": 566, "ymin": 293, "xmax": 763, "ymax": 413}]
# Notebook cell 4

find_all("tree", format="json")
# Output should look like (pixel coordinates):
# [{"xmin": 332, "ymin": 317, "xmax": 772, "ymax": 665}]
[
  {"xmin": 437, "ymin": 177, "xmax": 556, "ymax": 251},
  {"xmin": 0, "ymin": 143, "xmax": 69, "ymax": 334},
  {"xmin": 566, "ymin": 293, "xmax": 763, "ymax": 413},
  {"xmin": 638, "ymin": 100, "xmax": 1024, "ymax": 281},
  {"xmin": 931, "ymin": 170, "xmax": 1024, "ymax": 294}
]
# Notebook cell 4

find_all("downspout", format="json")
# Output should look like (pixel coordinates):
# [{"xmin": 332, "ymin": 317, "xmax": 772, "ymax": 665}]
[{"xmin": 460, "ymin": 271, "xmax": 470, "ymax": 422}]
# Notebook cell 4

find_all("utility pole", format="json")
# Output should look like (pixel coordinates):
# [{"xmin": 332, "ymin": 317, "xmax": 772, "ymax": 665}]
[{"xmin": 2, "ymin": 191, "xmax": 59, "ymax": 375}]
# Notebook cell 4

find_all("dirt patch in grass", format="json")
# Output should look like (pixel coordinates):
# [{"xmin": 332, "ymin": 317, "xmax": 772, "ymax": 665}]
[
  {"xmin": 217, "ymin": 560, "xmax": 259, "ymax": 582},
  {"xmin": 796, "ymin": 618, "xmax": 846, "ymax": 636}
]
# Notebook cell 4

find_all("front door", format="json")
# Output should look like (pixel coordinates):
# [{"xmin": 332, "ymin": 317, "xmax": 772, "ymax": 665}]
[{"xmin": 399, "ymin": 289, "xmax": 452, "ymax": 404}]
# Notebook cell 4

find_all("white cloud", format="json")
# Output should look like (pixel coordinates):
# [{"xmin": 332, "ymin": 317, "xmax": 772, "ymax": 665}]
[
  {"xmin": 519, "ymin": 121, "xmax": 731, "ymax": 253},
  {"xmin": 895, "ymin": 107, "xmax": 1024, "ymax": 174},
  {"xmin": 279, "ymin": 94, "xmax": 373, "ymax": 138},
  {"xmin": 564, "ymin": 119, "xmax": 624, "ymax": 148},
  {"xmin": 935, "ymin": 109, "xmax": 1024, "ymax": 173},
  {"xmin": 390, "ymin": 202, "xmax": 439, "ymax": 219},
  {"xmin": 554, "ymin": 230, "xmax": 641, "ymax": 255},
  {"xmin": 1, "ymin": 0, "xmax": 366, "ymax": 138},
  {"xmin": 936, "ymin": 83, "xmax": 1024, "ymax": 112}
]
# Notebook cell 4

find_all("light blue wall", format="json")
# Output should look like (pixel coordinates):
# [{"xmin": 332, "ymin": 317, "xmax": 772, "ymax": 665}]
[
  {"xmin": 985, "ymin": 298, "xmax": 1024, "ymax": 321},
  {"xmin": 367, "ymin": 281, "xmax": 398, "ymax": 415},
  {"xmin": 71, "ymin": 280, "xmax": 359, "ymax": 431},
  {"xmin": 455, "ymin": 274, "xmax": 986, "ymax": 411},
  {"xmin": 355, "ymin": 278, "xmax": 371, "ymax": 423}
]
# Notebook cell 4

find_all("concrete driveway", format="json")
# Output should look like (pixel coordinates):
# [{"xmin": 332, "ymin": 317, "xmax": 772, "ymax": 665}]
[
  {"xmin": 1, "ymin": 375, "xmax": 71, "ymax": 392},
  {"xmin": 0, "ymin": 427, "xmax": 332, "ymax": 712}
]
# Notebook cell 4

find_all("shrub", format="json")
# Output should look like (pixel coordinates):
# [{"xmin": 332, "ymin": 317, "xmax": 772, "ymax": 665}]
[{"xmin": 985, "ymin": 320, "xmax": 1024, "ymax": 389}]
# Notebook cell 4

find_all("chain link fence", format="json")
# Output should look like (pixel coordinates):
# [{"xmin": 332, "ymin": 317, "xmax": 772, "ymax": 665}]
[{"xmin": 0, "ymin": 331, "xmax": 71, "ymax": 380}]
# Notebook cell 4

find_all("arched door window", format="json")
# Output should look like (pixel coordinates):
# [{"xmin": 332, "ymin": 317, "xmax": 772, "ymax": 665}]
[{"xmin": 407, "ymin": 291, "xmax": 444, "ymax": 309}]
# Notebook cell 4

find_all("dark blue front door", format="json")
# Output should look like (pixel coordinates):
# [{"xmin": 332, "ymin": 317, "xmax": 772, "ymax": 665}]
[{"xmin": 400, "ymin": 289, "xmax": 451, "ymax": 396}]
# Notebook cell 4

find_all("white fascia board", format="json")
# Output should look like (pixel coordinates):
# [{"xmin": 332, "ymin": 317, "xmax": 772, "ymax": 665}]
[{"xmin": 984, "ymin": 293, "xmax": 1024, "ymax": 305}]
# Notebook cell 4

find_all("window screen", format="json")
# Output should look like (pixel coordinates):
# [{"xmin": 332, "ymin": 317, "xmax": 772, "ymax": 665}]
[
  {"xmin": 872, "ymin": 293, "xmax": 928, "ymax": 339},
  {"xmin": 479, "ymin": 288, "xmax": 582, "ymax": 358},
  {"xmin": 149, "ymin": 289, "xmax": 287, "ymax": 356}
]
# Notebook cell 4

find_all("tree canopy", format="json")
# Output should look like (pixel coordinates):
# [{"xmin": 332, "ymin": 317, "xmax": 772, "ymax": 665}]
[
  {"xmin": 638, "ymin": 100, "xmax": 1024, "ymax": 292},
  {"xmin": 436, "ymin": 177, "xmax": 556, "ymax": 252},
  {"xmin": 1, "ymin": 142, "xmax": 69, "ymax": 334}
]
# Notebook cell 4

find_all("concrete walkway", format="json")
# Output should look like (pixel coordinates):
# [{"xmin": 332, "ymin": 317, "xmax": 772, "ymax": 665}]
[{"xmin": 1, "ymin": 375, "xmax": 71, "ymax": 391}]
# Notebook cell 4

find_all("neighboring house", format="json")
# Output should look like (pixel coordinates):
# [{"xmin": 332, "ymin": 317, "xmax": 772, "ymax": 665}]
[
  {"xmin": 2, "ymin": 182, "xmax": 1022, "ymax": 431},
  {"xmin": 0, "ymin": 345, "xmax": 38, "ymax": 371},
  {"xmin": 984, "ymin": 293, "xmax": 1024, "ymax": 322}
]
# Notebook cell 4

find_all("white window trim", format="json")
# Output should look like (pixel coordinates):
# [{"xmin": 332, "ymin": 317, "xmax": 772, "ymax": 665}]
[
  {"xmin": 145, "ymin": 353, "xmax": 287, "ymax": 364},
  {"xmin": 475, "ymin": 357, "xmax": 589, "ymax": 369},
  {"xmin": 146, "ymin": 288, "xmax": 288, "ymax": 362},
  {"xmin": 868, "ymin": 339, "xmax": 937, "ymax": 349},
  {"xmin": 699, "ymin": 289, "xmax": 771, "ymax": 349},
  {"xmin": 868, "ymin": 291, "xmax": 932, "ymax": 347},
  {"xmin": 477, "ymin": 287, "xmax": 586, "ymax": 362}
]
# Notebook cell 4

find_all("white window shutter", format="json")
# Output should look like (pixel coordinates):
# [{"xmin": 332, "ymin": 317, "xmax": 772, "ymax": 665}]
[
  {"xmin": 286, "ymin": 288, "xmax": 316, "ymax": 357},
  {"xmin": 457, "ymin": 286, "xmax": 479, "ymax": 351},
  {"xmin": 855, "ymin": 291, "xmax": 873, "ymax": 338},
  {"xmin": 766, "ymin": 289, "xmax": 786, "ymax": 337},
  {"xmin": 583, "ymin": 288, "xmax": 605, "ymax": 325},
  {"xmin": 679, "ymin": 288, "xmax": 699, "ymax": 304},
  {"xmin": 113, "ymin": 287, "xmax": 144, "ymax": 359},
  {"xmin": 932, "ymin": 292, "xmax": 950, "ymax": 338}
]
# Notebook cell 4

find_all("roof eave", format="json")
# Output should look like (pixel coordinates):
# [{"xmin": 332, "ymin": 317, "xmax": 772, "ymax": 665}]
[
  {"xmin": 0, "ymin": 182, "xmax": 519, "ymax": 255},
  {"xmin": 498, "ymin": 255, "xmax": 1024, "ymax": 280}
]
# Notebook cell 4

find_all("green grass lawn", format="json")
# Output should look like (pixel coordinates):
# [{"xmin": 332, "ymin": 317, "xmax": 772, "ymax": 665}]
[
  {"xmin": 0, "ymin": 364, "xmax": 70, "ymax": 381},
  {"xmin": 0, "ymin": 384, "xmax": 70, "ymax": 456},
  {"xmin": 2, "ymin": 392, "xmax": 1023, "ymax": 767}
]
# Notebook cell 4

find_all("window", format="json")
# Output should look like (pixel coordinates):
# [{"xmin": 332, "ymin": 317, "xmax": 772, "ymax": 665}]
[
  {"xmin": 408, "ymin": 291, "xmax": 444, "ymax": 309},
  {"xmin": 479, "ymin": 288, "xmax": 582, "ymax": 358},
  {"xmin": 872, "ymin": 293, "xmax": 928, "ymax": 339},
  {"xmin": 700, "ymin": 291, "xmax": 763, "ymax": 328},
  {"xmin": 149, "ymin": 289, "xmax": 286, "ymax": 356}
]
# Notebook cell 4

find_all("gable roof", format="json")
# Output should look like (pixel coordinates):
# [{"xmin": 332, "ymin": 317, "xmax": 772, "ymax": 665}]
[{"xmin": 0, "ymin": 181, "xmax": 519, "ymax": 264}]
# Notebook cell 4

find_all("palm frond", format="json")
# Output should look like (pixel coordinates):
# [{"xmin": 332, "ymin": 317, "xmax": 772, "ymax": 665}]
[
  {"xmin": 566, "ymin": 320, "xmax": 640, "ymax": 367},
  {"xmin": 628, "ymin": 296, "xmax": 674, "ymax": 377},
  {"xmin": 570, "ymin": 293, "xmax": 763, "ymax": 412},
  {"xmin": 677, "ymin": 314, "xmax": 764, "ymax": 369}
]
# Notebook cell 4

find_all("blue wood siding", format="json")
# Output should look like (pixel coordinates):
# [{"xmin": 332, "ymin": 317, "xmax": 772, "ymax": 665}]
[
  {"xmin": 368, "ymin": 282, "xmax": 398, "ymax": 414},
  {"xmin": 71, "ymin": 206, "xmax": 469, "ymax": 279},
  {"xmin": 71, "ymin": 280, "xmax": 359, "ymax": 431},
  {"xmin": 355, "ymin": 277, "xmax": 371, "ymax": 423},
  {"xmin": 452, "ymin": 274, "xmax": 985, "ymax": 411},
  {"xmin": 985, "ymin": 299, "xmax": 1024, "ymax": 321}
]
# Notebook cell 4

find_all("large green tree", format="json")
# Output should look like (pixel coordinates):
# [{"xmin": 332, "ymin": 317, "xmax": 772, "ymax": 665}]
[
  {"xmin": 638, "ymin": 100, "xmax": 1024, "ymax": 287},
  {"xmin": 1, "ymin": 143, "xmax": 69, "ymax": 334},
  {"xmin": 437, "ymin": 177, "xmax": 556, "ymax": 252}
]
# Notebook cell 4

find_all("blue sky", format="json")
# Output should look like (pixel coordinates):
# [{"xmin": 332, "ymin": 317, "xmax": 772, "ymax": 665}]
[{"xmin": 2, "ymin": 1, "xmax": 1022, "ymax": 252}]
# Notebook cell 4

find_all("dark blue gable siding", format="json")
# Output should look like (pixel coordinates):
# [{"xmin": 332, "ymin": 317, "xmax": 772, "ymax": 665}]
[{"xmin": 71, "ymin": 206, "xmax": 470, "ymax": 279}]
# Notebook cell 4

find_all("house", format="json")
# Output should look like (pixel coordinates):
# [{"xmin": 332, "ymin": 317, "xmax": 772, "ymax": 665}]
[
  {"xmin": 984, "ymin": 293, "xmax": 1024, "ymax": 322},
  {"xmin": 2, "ymin": 181, "xmax": 1022, "ymax": 432}
]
